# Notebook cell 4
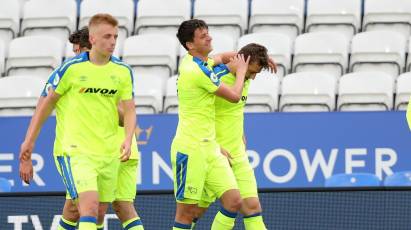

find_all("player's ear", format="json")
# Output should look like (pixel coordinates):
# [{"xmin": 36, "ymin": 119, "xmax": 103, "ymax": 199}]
[{"xmin": 186, "ymin": 41, "xmax": 194, "ymax": 51}]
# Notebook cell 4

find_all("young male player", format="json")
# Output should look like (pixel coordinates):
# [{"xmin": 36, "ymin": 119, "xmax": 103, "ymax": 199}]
[
  {"xmin": 172, "ymin": 19, "xmax": 250, "ymax": 230},
  {"xmin": 19, "ymin": 13, "xmax": 135, "ymax": 230}
]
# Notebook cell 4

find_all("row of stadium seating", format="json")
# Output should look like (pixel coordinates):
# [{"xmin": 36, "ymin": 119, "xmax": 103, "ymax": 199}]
[
  {"xmin": 1, "ymin": 0, "xmax": 411, "ymax": 55},
  {"xmin": 1, "ymin": 71, "xmax": 410, "ymax": 115},
  {"xmin": 325, "ymin": 171, "xmax": 411, "ymax": 187},
  {"xmin": 1, "ymin": 30, "xmax": 410, "ymax": 79},
  {"xmin": 3, "ymin": 0, "xmax": 411, "ymax": 42}
]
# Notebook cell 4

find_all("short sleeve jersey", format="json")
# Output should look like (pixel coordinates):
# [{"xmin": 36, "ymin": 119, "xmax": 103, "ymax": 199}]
[
  {"xmin": 174, "ymin": 54, "xmax": 220, "ymax": 143},
  {"xmin": 52, "ymin": 52, "xmax": 134, "ymax": 156},
  {"xmin": 214, "ymin": 64, "xmax": 250, "ymax": 157}
]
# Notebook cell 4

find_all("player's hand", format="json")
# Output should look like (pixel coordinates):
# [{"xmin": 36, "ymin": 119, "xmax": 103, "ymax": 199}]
[
  {"xmin": 19, "ymin": 140, "xmax": 34, "ymax": 162},
  {"xmin": 231, "ymin": 54, "xmax": 250, "ymax": 77},
  {"xmin": 19, "ymin": 159, "xmax": 33, "ymax": 184},
  {"xmin": 120, "ymin": 139, "xmax": 132, "ymax": 162},
  {"xmin": 220, "ymin": 147, "xmax": 233, "ymax": 167},
  {"xmin": 268, "ymin": 57, "xmax": 278, "ymax": 73}
]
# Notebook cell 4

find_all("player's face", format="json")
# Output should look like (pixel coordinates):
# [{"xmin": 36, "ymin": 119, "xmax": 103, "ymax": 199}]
[
  {"xmin": 89, "ymin": 23, "xmax": 118, "ymax": 56},
  {"xmin": 246, "ymin": 62, "xmax": 263, "ymax": 80},
  {"xmin": 189, "ymin": 28, "xmax": 212, "ymax": 55},
  {"xmin": 72, "ymin": 44, "xmax": 81, "ymax": 55}
]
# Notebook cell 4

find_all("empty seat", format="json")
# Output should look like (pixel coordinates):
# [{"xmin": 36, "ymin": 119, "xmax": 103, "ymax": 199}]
[
  {"xmin": 407, "ymin": 39, "xmax": 411, "ymax": 71},
  {"xmin": 6, "ymin": 36, "xmax": 64, "ymax": 77},
  {"xmin": 0, "ymin": 40, "xmax": 5, "ymax": 76},
  {"xmin": 0, "ymin": 75, "xmax": 45, "ymax": 116},
  {"xmin": 306, "ymin": 0, "xmax": 361, "ymax": 39},
  {"xmin": 395, "ymin": 72, "xmax": 411, "ymax": 110},
  {"xmin": 209, "ymin": 32, "xmax": 237, "ymax": 56},
  {"xmin": 245, "ymin": 70, "xmax": 280, "ymax": 112},
  {"xmin": 134, "ymin": 74, "xmax": 165, "ymax": 114},
  {"xmin": 249, "ymin": 0, "xmax": 305, "ymax": 41},
  {"xmin": 238, "ymin": 33, "xmax": 292, "ymax": 77},
  {"xmin": 293, "ymin": 32, "xmax": 349, "ymax": 79},
  {"xmin": 194, "ymin": 0, "xmax": 248, "ymax": 39},
  {"xmin": 21, "ymin": 0, "xmax": 77, "ymax": 42},
  {"xmin": 338, "ymin": 72, "xmax": 394, "ymax": 111},
  {"xmin": 350, "ymin": 31, "xmax": 407, "ymax": 78},
  {"xmin": 384, "ymin": 171, "xmax": 411, "ymax": 186},
  {"xmin": 0, "ymin": 0, "xmax": 20, "ymax": 49},
  {"xmin": 64, "ymin": 41, "xmax": 75, "ymax": 60},
  {"xmin": 325, "ymin": 173, "xmax": 381, "ymax": 187},
  {"xmin": 135, "ymin": 0, "xmax": 191, "ymax": 36},
  {"xmin": 123, "ymin": 34, "xmax": 179, "ymax": 81},
  {"xmin": 80, "ymin": 0, "xmax": 134, "ymax": 55},
  {"xmin": 280, "ymin": 72, "xmax": 337, "ymax": 112},
  {"xmin": 164, "ymin": 75, "xmax": 178, "ymax": 113},
  {"xmin": 364, "ymin": 0, "xmax": 411, "ymax": 38}
]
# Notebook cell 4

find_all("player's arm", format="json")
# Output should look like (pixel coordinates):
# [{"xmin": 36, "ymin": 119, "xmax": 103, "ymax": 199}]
[
  {"xmin": 117, "ymin": 102, "xmax": 124, "ymax": 127},
  {"xmin": 119, "ymin": 99, "xmax": 136, "ymax": 161},
  {"xmin": 214, "ymin": 54, "xmax": 250, "ymax": 103},
  {"xmin": 211, "ymin": 51, "xmax": 237, "ymax": 65},
  {"xmin": 19, "ymin": 90, "xmax": 60, "ymax": 183}
]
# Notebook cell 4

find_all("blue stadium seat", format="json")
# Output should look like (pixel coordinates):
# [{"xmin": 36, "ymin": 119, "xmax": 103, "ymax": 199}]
[
  {"xmin": 384, "ymin": 171, "xmax": 411, "ymax": 186},
  {"xmin": 324, "ymin": 173, "xmax": 381, "ymax": 187},
  {"xmin": 0, "ymin": 177, "xmax": 11, "ymax": 192}
]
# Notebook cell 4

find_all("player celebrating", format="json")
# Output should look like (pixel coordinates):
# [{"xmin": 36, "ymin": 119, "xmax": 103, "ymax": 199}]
[
  {"xmin": 214, "ymin": 43, "xmax": 271, "ymax": 229},
  {"xmin": 171, "ymin": 19, "xmax": 250, "ymax": 230},
  {"xmin": 19, "ymin": 13, "xmax": 135, "ymax": 230}
]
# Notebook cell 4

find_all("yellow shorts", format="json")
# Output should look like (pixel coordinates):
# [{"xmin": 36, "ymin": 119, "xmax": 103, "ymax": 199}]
[
  {"xmin": 231, "ymin": 153, "xmax": 258, "ymax": 199},
  {"xmin": 115, "ymin": 159, "xmax": 139, "ymax": 202},
  {"xmin": 55, "ymin": 153, "xmax": 120, "ymax": 203},
  {"xmin": 171, "ymin": 139, "xmax": 238, "ymax": 204}
]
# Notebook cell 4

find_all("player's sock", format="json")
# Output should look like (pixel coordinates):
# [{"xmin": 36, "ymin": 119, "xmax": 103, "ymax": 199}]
[
  {"xmin": 211, "ymin": 207, "xmax": 237, "ymax": 230},
  {"xmin": 191, "ymin": 218, "xmax": 198, "ymax": 229},
  {"xmin": 78, "ymin": 216, "xmax": 96, "ymax": 230},
  {"xmin": 243, "ymin": 212, "xmax": 267, "ymax": 230},
  {"xmin": 97, "ymin": 223, "xmax": 104, "ymax": 230},
  {"xmin": 173, "ymin": 221, "xmax": 192, "ymax": 229},
  {"xmin": 123, "ymin": 217, "xmax": 144, "ymax": 229},
  {"xmin": 58, "ymin": 217, "xmax": 77, "ymax": 230}
]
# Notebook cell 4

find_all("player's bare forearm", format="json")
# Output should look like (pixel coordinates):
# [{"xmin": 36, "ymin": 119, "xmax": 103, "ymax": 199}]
[
  {"xmin": 215, "ymin": 54, "xmax": 249, "ymax": 102},
  {"xmin": 212, "ymin": 51, "xmax": 237, "ymax": 65},
  {"xmin": 122, "ymin": 99, "xmax": 136, "ymax": 142},
  {"xmin": 20, "ymin": 91, "xmax": 59, "ymax": 160},
  {"xmin": 117, "ymin": 101, "xmax": 125, "ymax": 127}
]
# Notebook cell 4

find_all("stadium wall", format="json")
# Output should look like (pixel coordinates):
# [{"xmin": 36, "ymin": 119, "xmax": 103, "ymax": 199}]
[{"xmin": 0, "ymin": 112, "xmax": 410, "ymax": 192}]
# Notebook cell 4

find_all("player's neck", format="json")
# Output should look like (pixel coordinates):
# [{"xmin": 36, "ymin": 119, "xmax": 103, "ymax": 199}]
[
  {"xmin": 189, "ymin": 50, "xmax": 208, "ymax": 62},
  {"xmin": 89, "ymin": 49, "xmax": 111, "ymax": 65}
]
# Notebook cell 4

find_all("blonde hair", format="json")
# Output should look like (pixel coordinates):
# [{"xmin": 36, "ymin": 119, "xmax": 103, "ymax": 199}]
[{"xmin": 88, "ymin": 13, "xmax": 118, "ymax": 28}]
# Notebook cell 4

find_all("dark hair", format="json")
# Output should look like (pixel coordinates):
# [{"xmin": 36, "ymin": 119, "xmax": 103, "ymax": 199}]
[
  {"xmin": 176, "ymin": 19, "xmax": 208, "ymax": 50},
  {"xmin": 69, "ymin": 26, "xmax": 91, "ymax": 49},
  {"xmin": 238, "ymin": 43, "xmax": 270, "ymax": 69}
]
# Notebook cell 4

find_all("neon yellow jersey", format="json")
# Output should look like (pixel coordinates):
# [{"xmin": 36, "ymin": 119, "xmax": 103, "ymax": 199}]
[
  {"xmin": 52, "ymin": 52, "xmax": 134, "ymax": 156},
  {"xmin": 407, "ymin": 96, "xmax": 411, "ymax": 130},
  {"xmin": 174, "ymin": 54, "xmax": 219, "ymax": 143},
  {"xmin": 41, "ymin": 69, "xmax": 68, "ymax": 156},
  {"xmin": 214, "ymin": 64, "xmax": 250, "ymax": 158},
  {"xmin": 117, "ymin": 126, "xmax": 139, "ymax": 160}
]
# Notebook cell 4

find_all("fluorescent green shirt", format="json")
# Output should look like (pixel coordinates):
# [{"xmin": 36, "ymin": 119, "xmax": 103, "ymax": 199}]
[
  {"xmin": 214, "ymin": 64, "xmax": 250, "ymax": 158},
  {"xmin": 41, "ymin": 69, "xmax": 68, "ymax": 156},
  {"xmin": 174, "ymin": 54, "xmax": 219, "ymax": 143},
  {"xmin": 52, "ymin": 52, "xmax": 134, "ymax": 156}
]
